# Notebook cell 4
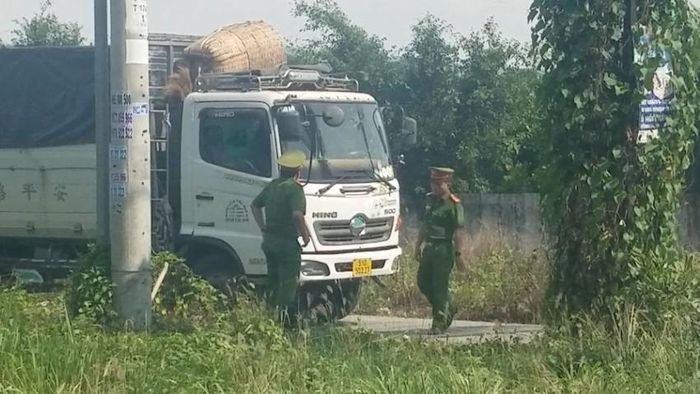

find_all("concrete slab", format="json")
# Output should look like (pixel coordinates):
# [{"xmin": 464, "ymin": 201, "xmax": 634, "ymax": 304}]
[{"xmin": 341, "ymin": 315, "xmax": 543, "ymax": 344}]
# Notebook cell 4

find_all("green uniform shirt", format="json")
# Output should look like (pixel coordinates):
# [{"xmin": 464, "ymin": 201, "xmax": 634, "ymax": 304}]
[
  {"xmin": 252, "ymin": 176, "xmax": 306, "ymax": 238},
  {"xmin": 422, "ymin": 193, "xmax": 465, "ymax": 240}
]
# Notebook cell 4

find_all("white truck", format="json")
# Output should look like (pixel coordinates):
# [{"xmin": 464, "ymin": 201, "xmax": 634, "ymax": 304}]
[{"xmin": 0, "ymin": 39, "xmax": 416, "ymax": 318}]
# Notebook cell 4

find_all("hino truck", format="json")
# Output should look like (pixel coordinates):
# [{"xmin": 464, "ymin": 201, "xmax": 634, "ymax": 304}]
[{"xmin": 0, "ymin": 36, "xmax": 416, "ymax": 318}]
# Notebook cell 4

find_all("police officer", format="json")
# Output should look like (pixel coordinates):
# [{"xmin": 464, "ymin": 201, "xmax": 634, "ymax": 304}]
[
  {"xmin": 251, "ymin": 150, "xmax": 311, "ymax": 326},
  {"xmin": 414, "ymin": 167, "xmax": 467, "ymax": 334}
]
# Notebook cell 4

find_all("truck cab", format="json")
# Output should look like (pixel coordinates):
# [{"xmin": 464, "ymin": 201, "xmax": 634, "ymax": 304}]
[{"xmin": 170, "ymin": 68, "xmax": 412, "ymax": 318}]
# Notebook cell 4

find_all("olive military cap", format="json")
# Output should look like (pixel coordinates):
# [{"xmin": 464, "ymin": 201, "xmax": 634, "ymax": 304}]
[
  {"xmin": 429, "ymin": 167, "xmax": 455, "ymax": 181},
  {"xmin": 277, "ymin": 150, "xmax": 306, "ymax": 169}
]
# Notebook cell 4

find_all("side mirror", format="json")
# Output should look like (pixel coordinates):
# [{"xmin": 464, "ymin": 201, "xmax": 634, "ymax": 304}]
[
  {"xmin": 322, "ymin": 105, "xmax": 345, "ymax": 127},
  {"xmin": 380, "ymin": 105, "xmax": 418, "ymax": 147},
  {"xmin": 380, "ymin": 106, "xmax": 400, "ymax": 127},
  {"xmin": 402, "ymin": 116, "xmax": 417, "ymax": 146},
  {"xmin": 275, "ymin": 109, "xmax": 303, "ymax": 141}
]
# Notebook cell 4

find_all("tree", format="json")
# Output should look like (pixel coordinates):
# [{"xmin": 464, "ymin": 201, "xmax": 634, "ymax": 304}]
[
  {"xmin": 456, "ymin": 20, "xmax": 542, "ymax": 193},
  {"xmin": 291, "ymin": 1, "xmax": 545, "ymax": 203},
  {"xmin": 292, "ymin": 0, "xmax": 404, "ymax": 102},
  {"xmin": 531, "ymin": 0, "xmax": 700, "ymax": 324},
  {"xmin": 401, "ymin": 18, "xmax": 543, "ymax": 195},
  {"xmin": 11, "ymin": 0, "xmax": 85, "ymax": 47},
  {"xmin": 399, "ymin": 15, "xmax": 460, "ymax": 200}
]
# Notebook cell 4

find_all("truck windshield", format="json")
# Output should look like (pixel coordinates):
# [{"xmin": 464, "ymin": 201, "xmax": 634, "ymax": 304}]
[{"xmin": 279, "ymin": 101, "xmax": 393, "ymax": 183}]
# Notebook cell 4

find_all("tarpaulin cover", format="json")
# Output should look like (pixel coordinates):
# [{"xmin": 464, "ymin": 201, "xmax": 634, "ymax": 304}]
[{"xmin": 0, "ymin": 47, "xmax": 95, "ymax": 148}]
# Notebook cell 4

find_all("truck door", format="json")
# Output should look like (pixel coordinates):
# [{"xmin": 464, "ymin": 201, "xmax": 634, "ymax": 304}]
[{"xmin": 190, "ymin": 104, "xmax": 275, "ymax": 276}]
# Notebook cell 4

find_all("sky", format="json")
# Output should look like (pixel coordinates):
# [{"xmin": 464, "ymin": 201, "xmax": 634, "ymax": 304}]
[
  {"xmin": 4, "ymin": 1, "xmax": 700, "ymax": 47},
  {"xmin": 0, "ymin": 0, "xmax": 533, "ymax": 46}
]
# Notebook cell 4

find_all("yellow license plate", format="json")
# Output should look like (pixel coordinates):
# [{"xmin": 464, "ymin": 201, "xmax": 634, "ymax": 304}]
[{"xmin": 352, "ymin": 258, "xmax": 372, "ymax": 276}]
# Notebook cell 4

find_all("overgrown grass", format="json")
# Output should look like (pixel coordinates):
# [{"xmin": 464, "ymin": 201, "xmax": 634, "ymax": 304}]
[
  {"xmin": 4, "ymin": 234, "xmax": 699, "ymax": 391},
  {"xmin": 357, "ymin": 232, "xmax": 548, "ymax": 324},
  {"xmin": 1, "ymin": 289, "xmax": 700, "ymax": 392}
]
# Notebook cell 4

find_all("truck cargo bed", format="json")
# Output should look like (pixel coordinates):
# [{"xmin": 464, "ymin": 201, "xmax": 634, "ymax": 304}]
[{"xmin": 0, "ymin": 144, "xmax": 97, "ymax": 240}]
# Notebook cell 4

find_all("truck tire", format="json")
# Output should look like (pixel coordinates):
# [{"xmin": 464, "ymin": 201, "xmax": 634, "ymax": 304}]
[
  {"xmin": 188, "ymin": 251, "xmax": 241, "ymax": 292},
  {"xmin": 334, "ymin": 279, "xmax": 362, "ymax": 320},
  {"xmin": 299, "ymin": 279, "xmax": 362, "ymax": 322},
  {"xmin": 152, "ymin": 199, "xmax": 174, "ymax": 252}
]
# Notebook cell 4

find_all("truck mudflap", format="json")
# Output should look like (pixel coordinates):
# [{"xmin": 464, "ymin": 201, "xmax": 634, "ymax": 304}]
[{"xmin": 298, "ymin": 246, "xmax": 402, "ymax": 282}]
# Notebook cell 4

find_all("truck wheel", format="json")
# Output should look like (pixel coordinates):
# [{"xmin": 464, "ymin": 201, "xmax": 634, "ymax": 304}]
[
  {"xmin": 335, "ymin": 279, "xmax": 362, "ymax": 319},
  {"xmin": 188, "ymin": 251, "xmax": 241, "ymax": 292},
  {"xmin": 152, "ymin": 200, "xmax": 174, "ymax": 252},
  {"xmin": 299, "ymin": 279, "xmax": 362, "ymax": 323}
]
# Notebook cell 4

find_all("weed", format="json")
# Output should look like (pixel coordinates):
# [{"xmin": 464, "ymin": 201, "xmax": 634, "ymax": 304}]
[
  {"xmin": 1, "ymin": 288, "xmax": 700, "ymax": 392},
  {"xmin": 64, "ymin": 244, "xmax": 115, "ymax": 324},
  {"xmin": 151, "ymin": 251, "xmax": 226, "ymax": 325},
  {"xmin": 358, "ymin": 235, "xmax": 548, "ymax": 324}
]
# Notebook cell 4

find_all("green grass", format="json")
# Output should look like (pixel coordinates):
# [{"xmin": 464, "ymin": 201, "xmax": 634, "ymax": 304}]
[
  {"xmin": 357, "ymin": 240, "xmax": 548, "ymax": 324},
  {"xmin": 2, "ymin": 288, "xmax": 700, "ymax": 393}
]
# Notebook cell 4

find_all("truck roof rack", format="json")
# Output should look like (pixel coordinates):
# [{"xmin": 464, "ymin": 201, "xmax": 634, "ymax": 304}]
[{"xmin": 194, "ymin": 65, "xmax": 360, "ymax": 93}]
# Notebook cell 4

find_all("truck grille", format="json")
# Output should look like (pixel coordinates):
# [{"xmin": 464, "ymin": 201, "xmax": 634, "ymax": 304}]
[{"xmin": 314, "ymin": 217, "xmax": 394, "ymax": 246}]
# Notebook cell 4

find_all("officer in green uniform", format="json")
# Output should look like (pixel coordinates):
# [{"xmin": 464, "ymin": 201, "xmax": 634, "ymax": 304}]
[
  {"xmin": 414, "ymin": 167, "xmax": 467, "ymax": 334},
  {"xmin": 251, "ymin": 150, "xmax": 311, "ymax": 326}
]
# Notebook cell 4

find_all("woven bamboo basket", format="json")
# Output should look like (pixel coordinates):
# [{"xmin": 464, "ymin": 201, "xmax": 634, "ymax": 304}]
[{"xmin": 184, "ymin": 21, "xmax": 287, "ymax": 74}]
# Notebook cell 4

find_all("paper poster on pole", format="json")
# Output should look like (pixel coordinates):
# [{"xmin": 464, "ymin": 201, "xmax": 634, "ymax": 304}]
[
  {"xmin": 110, "ymin": 144, "xmax": 128, "ymax": 162},
  {"xmin": 110, "ymin": 171, "xmax": 128, "ymax": 199},
  {"xmin": 125, "ymin": 39, "xmax": 149, "ymax": 64}
]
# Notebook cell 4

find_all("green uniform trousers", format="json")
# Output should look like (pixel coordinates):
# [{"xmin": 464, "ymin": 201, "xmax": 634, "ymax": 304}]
[
  {"xmin": 262, "ymin": 234, "xmax": 301, "ymax": 324},
  {"xmin": 417, "ymin": 240, "xmax": 456, "ymax": 331}
]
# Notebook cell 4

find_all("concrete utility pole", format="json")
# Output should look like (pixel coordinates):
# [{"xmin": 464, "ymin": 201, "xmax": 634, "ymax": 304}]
[
  {"xmin": 109, "ymin": 0, "xmax": 152, "ymax": 329},
  {"xmin": 95, "ymin": 0, "xmax": 110, "ymax": 244}
]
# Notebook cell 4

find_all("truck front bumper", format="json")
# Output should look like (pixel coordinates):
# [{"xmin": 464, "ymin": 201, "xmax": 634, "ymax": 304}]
[{"xmin": 298, "ymin": 246, "xmax": 402, "ymax": 282}]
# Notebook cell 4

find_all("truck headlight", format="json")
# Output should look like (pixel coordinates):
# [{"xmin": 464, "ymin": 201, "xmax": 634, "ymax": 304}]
[{"xmin": 301, "ymin": 261, "xmax": 330, "ymax": 277}]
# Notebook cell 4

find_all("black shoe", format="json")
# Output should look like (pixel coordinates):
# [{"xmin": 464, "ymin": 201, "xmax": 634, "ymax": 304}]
[
  {"xmin": 445, "ymin": 305, "xmax": 457, "ymax": 329},
  {"xmin": 428, "ymin": 326, "xmax": 446, "ymax": 335}
]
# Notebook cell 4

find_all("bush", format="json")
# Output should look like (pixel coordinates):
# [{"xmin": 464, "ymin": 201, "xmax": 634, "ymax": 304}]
[
  {"xmin": 151, "ymin": 252, "xmax": 226, "ymax": 323},
  {"xmin": 63, "ymin": 249, "xmax": 289, "ymax": 347},
  {"xmin": 64, "ymin": 244, "xmax": 115, "ymax": 324},
  {"xmin": 65, "ymin": 249, "xmax": 230, "ymax": 328}
]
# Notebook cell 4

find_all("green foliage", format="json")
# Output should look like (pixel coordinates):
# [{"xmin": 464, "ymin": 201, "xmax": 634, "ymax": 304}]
[
  {"xmin": 531, "ymin": 0, "xmax": 700, "ymax": 323},
  {"xmin": 292, "ymin": 1, "xmax": 544, "ymax": 208},
  {"xmin": 291, "ymin": 0, "xmax": 405, "ymax": 103},
  {"xmin": 228, "ymin": 293, "xmax": 289, "ymax": 349},
  {"xmin": 2, "ymin": 289, "xmax": 700, "ymax": 392},
  {"xmin": 457, "ymin": 21, "xmax": 544, "ymax": 193},
  {"xmin": 64, "ymin": 245, "xmax": 116, "ymax": 324},
  {"xmin": 151, "ymin": 252, "xmax": 226, "ymax": 322},
  {"xmin": 399, "ymin": 15, "xmax": 460, "ymax": 199},
  {"xmin": 11, "ymin": 0, "xmax": 85, "ymax": 47},
  {"xmin": 66, "ymin": 250, "xmax": 229, "ymax": 327},
  {"xmin": 150, "ymin": 252, "xmax": 288, "ymax": 347}
]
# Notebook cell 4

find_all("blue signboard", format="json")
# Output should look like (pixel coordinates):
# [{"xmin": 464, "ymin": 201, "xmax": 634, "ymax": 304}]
[{"xmin": 636, "ymin": 34, "xmax": 673, "ymax": 144}]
